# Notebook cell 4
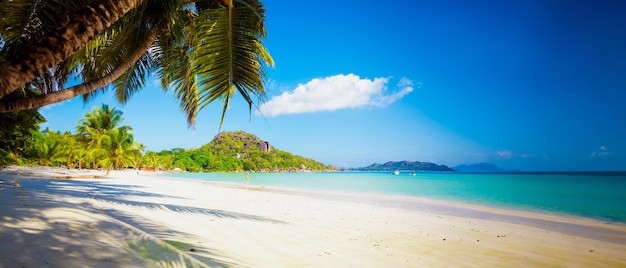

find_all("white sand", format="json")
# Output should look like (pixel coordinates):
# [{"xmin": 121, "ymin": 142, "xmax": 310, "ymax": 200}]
[{"xmin": 1, "ymin": 166, "xmax": 625, "ymax": 267}]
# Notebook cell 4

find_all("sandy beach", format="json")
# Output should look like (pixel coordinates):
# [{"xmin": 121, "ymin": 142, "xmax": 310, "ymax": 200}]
[{"xmin": 1, "ymin": 166, "xmax": 625, "ymax": 267}]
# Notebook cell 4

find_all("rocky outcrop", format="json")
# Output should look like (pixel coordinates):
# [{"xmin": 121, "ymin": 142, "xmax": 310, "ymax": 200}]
[
  {"xmin": 257, "ymin": 141, "xmax": 272, "ymax": 152},
  {"xmin": 213, "ymin": 131, "xmax": 273, "ymax": 152}
]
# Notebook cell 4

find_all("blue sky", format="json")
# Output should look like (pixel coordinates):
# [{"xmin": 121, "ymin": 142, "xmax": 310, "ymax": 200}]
[{"xmin": 40, "ymin": 0, "xmax": 626, "ymax": 171}]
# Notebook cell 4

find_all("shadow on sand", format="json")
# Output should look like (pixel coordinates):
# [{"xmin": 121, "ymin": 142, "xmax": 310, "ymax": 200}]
[{"xmin": 0, "ymin": 169, "xmax": 282, "ymax": 267}]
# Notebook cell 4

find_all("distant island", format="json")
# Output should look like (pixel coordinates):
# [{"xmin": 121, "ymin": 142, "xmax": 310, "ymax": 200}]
[{"xmin": 353, "ymin": 161, "xmax": 454, "ymax": 172}]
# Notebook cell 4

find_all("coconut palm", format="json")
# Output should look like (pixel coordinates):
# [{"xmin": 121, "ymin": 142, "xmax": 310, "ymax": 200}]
[
  {"xmin": 157, "ymin": 153, "xmax": 175, "ymax": 171},
  {"xmin": 141, "ymin": 151, "xmax": 159, "ymax": 169},
  {"xmin": 30, "ymin": 129, "xmax": 64, "ymax": 166},
  {"xmin": 90, "ymin": 128, "xmax": 141, "ymax": 176},
  {"xmin": 76, "ymin": 104, "xmax": 131, "ymax": 137},
  {"xmin": 0, "ymin": 0, "xmax": 146, "ymax": 97},
  {"xmin": 73, "ymin": 147, "xmax": 89, "ymax": 169},
  {"xmin": 72, "ymin": 104, "xmax": 137, "ymax": 176},
  {"xmin": 130, "ymin": 142, "xmax": 146, "ymax": 169},
  {"xmin": 59, "ymin": 131, "xmax": 80, "ymax": 168},
  {"xmin": 0, "ymin": 0, "xmax": 273, "ymax": 128}
]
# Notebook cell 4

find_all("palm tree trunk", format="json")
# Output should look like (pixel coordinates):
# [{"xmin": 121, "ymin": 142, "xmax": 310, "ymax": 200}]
[
  {"xmin": 103, "ymin": 166, "xmax": 112, "ymax": 178},
  {"xmin": 0, "ymin": 0, "xmax": 145, "ymax": 99},
  {"xmin": 0, "ymin": 29, "xmax": 158, "ymax": 113}
]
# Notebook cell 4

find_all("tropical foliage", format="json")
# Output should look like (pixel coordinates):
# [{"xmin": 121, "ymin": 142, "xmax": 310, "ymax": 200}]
[
  {"xmin": 140, "ymin": 131, "xmax": 333, "ymax": 172},
  {"xmin": 90, "ymin": 128, "xmax": 142, "ymax": 176},
  {"xmin": 4, "ymin": 104, "xmax": 143, "ymax": 175},
  {"xmin": 0, "ymin": 0, "xmax": 273, "ymax": 128},
  {"xmin": 0, "ymin": 90, "xmax": 45, "ymax": 165},
  {"xmin": 29, "ymin": 129, "xmax": 65, "ymax": 166}
]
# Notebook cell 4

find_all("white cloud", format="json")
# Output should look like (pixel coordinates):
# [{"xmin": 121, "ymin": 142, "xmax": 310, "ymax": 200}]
[
  {"xmin": 39, "ymin": 99, "xmax": 70, "ymax": 111},
  {"xmin": 591, "ymin": 146, "xmax": 610, "ymax": 158},
  {"xmin": 257, "ymin": 74, "xmax": 415, "ymax": 117},
  {"xmin": 495, "ymin": 150, "xmax": 513, "ymax": 159}
]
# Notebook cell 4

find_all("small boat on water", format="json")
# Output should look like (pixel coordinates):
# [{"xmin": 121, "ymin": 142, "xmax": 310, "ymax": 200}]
[{"xmin": 392, "ymin": 170, "xmax": 400, "ymax": 175}]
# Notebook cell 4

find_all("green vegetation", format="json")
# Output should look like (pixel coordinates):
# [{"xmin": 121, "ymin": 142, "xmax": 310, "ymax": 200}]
[
  {"xmin": 0, "ymin": 94, "xmax": 45, "ymax": 164},
  {"xmin": 0, "ymin": 104, "xmax": 332, "ymax": 173},
  {"xmin": 142, "ymin": 131, "xmax": 333, "ymax": 172},
  {"xmin": 1, "ymin": 104, "xmax": 142, "ymax": 173}
]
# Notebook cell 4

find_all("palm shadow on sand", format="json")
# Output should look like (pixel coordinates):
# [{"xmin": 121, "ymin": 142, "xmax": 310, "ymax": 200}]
[{"xmin": 0, "ymin": 172, "xmax": 283, "ymax": 267}]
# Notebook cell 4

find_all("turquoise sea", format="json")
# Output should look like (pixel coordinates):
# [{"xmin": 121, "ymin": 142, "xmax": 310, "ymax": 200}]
[{"xmin": 160, "ymin": 172, "xmax": 626, "ymax": 224}]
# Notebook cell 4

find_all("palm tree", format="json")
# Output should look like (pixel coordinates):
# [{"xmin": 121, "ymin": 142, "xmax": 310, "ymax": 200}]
[
  {"xmin": 141, "ymin": 151, "xmax": 159, "ymax": 169},
  {"xmin": 76, "ymin": 104, "xmax": 131, "ymax": 137},
  {"xmin": 60, "ymin": 131, "xmax": 80, "ymax": 168},
  {"xmin": 157, "ymin": 153, "xmax": 175, "ymax": 171},
  {"xmin": 30, "ymin": 129, "xmax": 64, "ymax": 166},
  {"xmin": 90, "ymin": 128, "xmax": 141, "ymax": 176},
  {"xmin": 132, "ymin": 143, "xmax": 146, "ymax": 169},
  {"xmin": 73, "ymin": 147, "xmax": 89, "ymax": 169},
  {"xmin": 72, "ymin": 104, "xmax": 136, "ymax": 176},
  {"xmin": 0, "ymin": 0, "xmax": 146, "ymax": 96},
  {"xmin": 1, "ymin": 0, "xmax": 273, "ymax": 128}
]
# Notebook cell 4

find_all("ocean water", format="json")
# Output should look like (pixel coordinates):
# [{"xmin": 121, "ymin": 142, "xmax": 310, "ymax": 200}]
[{"xmin": 160, "ymin": 172, "xmax": 626, "ymax": 223}]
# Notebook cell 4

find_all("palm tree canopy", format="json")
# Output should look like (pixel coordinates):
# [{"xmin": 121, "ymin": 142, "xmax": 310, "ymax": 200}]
[
  {"xmin": 0, "ymin": 0, "xmax": 145, "ymax": 96},
  {"xmin": 156, "ymin": 0, "xmax": 274, "ymax": 127},
  {"xmin": 1, "ymin": 0, "xmax": 273, "ymax": 128},
  {"xmin": 92, "ymin": 128, "xmax": 141, "ymax": 170},
  {"xmin": 76, "ymin": 104, "xmax": 131, "ymax": 136}
]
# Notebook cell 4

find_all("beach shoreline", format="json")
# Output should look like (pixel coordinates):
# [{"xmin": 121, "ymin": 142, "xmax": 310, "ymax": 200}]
[
  {"xmin": 176, "ymin": 176, "xmax": 626, "ymax": 245},
  {"xmin": 1, "ymin": 166, "xmax": 626, "ymax": 267}
]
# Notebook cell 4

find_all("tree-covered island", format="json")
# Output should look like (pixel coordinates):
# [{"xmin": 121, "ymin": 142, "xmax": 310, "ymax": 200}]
[{"xmin": 146, "ymin": 131, "xmax": 333, "ymax": 172}]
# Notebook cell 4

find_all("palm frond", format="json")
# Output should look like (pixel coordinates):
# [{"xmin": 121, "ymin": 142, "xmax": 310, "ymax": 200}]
[
  {"xmin": 154, "ymin": 6, "xmax": 203, "ymax": 127},
  {"xmin": 112, "ymin": 48, "xmax": 154, "ymax": 104},
  {"xmin": 74, "ymin": 4, "xmax": 155, "ymax": 102},
  {"xmin": 158, "ymin": 36, "xmax": 201, "ymax": 126},
  {"xmin": 1, "ymin": 0, "xmax": 95, "ymax": 51},
  {"xmin": 0, "ymin": 0, "xmax": 38, "ymax": 43},
  {"xmin": 71, "ymin": 0, "xmax": 179, "ymax": 104},
  {"xmin": 1, "ymin": 0, "xmax": 95, "ymax": 95},
  {"xmin": 190, "ymin": 0, "xmax": 273, "ymax": 128}
]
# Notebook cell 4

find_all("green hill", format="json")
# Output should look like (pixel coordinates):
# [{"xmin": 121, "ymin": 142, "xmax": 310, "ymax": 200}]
[
  {"xmin": 355, "ymin": 160, "xmax": 454, "ymax": 172},
  {"xmin": 146, "ymin": 131, "xmax": 333, "ymax": 172}
]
